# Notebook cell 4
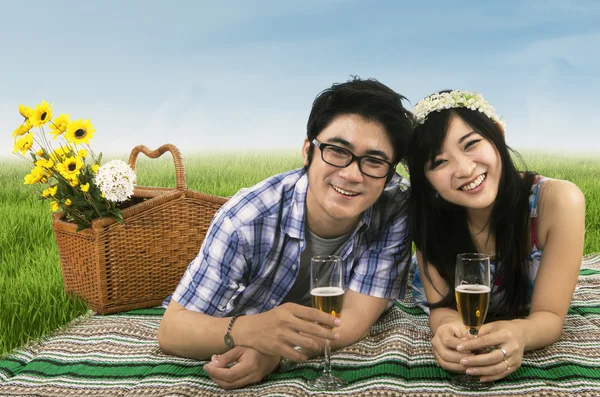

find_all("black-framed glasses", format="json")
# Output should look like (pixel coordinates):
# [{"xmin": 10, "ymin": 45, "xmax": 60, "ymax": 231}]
[{"xmin": 312, "ymin": 139, "xmax": 393, "ymax": 178}]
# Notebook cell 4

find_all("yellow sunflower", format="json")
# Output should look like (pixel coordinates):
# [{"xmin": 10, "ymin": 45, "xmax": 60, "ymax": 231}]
[
  {"xmin": 50, "ymin": 201, "xmax": 59, "ymax": 212},
  {"xmin": 50, "ymin": 146, "xmax": 72, "ymax": 163},
  {"xmin": 24, "ymin": 167, "xmax": 45, "ymax": 185},
  {"xmin": 35, "ymin": 158, "xmax": 47, "ymax": 167},
  {"xmin": 48, "ymin": 185, "xmax": 58, "ymax": 197},
  {"xmin": 65, "ymin": 119, "xmax": 95, "ymax": 145},
  {"xmin": 12, "ymin": 120, "xmax": 33, "ymax": 137},
  {"xmin": 57, "ymin": 156, "xmax": 84, "ymax": 178},
  {"xmin": 19, "ymin": 104, "xmax": 32, "ymax": 118},
  {"xmin": 34, "ymin": 159, "xmax": 55, "ymax": 177},
  {"xmin": 13, "ymin": 133, "xmax": 34, "ymax": 154},
  {"xmin": 49, "ymin": 114, "xmax": 70, "ymax": 139},
  {"xmin": 65, "ymin": 198, "xmax": 72, "ymax": 206},
  {"xmin": 80, "ymin": 183, "xmax": 90, "ymax": 192},
  {"xmin": 92, "ymin": 164, "xmax": 99, "ymax": 173},
  {"xmin": 30, "ymin": 100, "xmax": 53, "ymax": 127}
]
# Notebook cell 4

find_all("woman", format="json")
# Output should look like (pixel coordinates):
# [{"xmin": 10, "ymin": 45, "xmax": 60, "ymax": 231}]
[{"xmin": 407, "ymin": 90, "xmax": 585, "ymax": 382}]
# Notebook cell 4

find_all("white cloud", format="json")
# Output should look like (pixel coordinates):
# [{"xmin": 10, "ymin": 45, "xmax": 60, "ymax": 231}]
[{"xmin": 2, "ymin": 1, "xmax": 599, "ymax": 158}]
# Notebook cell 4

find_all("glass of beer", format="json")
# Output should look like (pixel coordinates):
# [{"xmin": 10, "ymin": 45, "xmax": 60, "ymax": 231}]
[
  {"xmin": 307, "ymin": 255, "xmax": 347, "ymax": 390},
  {"xmin": 451, "ymin": 253, "xmax": 494, "ymax": 390}
]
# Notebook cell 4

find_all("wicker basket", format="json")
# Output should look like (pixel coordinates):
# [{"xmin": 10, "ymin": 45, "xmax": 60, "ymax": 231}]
[{"xmin": 52, "ymin": 144, "xmax": 229, "ymax": 314}]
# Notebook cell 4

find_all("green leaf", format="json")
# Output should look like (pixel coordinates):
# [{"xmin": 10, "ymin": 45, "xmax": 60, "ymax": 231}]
[
  {"xmin": 75, "ymin": 219, "xmax": 91, "ymax": 232},
  {"xmin": 113, "ymin": 211, "xmax": 124, "ymax": 223}
]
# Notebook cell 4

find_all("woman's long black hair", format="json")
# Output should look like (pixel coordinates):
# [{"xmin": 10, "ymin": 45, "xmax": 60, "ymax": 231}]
[{"xmin": 407, "ymin": 102, "xmax": 537, "ymax": 319}]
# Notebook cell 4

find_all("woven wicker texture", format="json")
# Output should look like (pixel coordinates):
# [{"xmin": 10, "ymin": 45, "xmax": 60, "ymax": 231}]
[{"xmin": 52, "ymin": 144, "xmax": 228, "ymax": 314}]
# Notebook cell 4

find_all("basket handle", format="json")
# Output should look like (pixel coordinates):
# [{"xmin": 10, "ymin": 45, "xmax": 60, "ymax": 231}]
[{"xmin": 128, "ymin": 144, "xmax": 186, "ymax": 190}]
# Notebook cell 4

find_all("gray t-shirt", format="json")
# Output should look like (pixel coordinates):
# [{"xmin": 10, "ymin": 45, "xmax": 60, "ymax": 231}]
[{"xmin": 281, "ymin": 228, "xmax": 351, "ymax": 306}]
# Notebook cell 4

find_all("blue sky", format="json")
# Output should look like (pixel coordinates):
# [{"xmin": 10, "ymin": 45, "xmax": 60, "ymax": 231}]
[{"xmin": 2, "ymin": 0, "xmax": 599, "ymax": 158}]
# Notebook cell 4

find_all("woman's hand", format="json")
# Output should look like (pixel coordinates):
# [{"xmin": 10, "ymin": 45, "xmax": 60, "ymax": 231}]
[
  {"xmin": 431, "ymin": 320, "xmax": 472, "ymax": 373},
  {"xmin": 455, "ymin": 320, "xmax": 526, "ymax": 382}
]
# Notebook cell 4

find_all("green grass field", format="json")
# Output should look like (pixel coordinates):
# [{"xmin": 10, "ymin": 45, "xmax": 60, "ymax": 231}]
[{"xmin": 1, "ymin": 151, "xmax": 599, "ymax": 356}]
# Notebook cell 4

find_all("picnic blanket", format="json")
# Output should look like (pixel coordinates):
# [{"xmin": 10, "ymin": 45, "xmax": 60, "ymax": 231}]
[{"xmin": 1, "ymin": 254, "xmax": 599, "ymax": 397}]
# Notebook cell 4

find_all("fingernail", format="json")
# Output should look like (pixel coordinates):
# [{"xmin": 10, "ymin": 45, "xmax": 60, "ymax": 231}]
[
  {"xmin": 333, "ymin": 332, "xmax": 340, "ymax": 340},
  {"xmin": 456, "ymin": 345, "xmax": 464, "ymax": 351},
  {"xmin": 466, "ymin": 368, "xmax": 476, "ymax": 375},
  {"xmin": 460, "ymin": 359, "xmax": 469, "ymax": 365},
  {"xmin": 334, "ymin": 319, "xmax": 341, "ymax": 326}
]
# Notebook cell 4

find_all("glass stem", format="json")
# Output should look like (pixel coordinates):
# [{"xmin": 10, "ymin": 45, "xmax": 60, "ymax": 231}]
[
  {"xmin": 323, "ymin": 338, "xmax": 332, "ymax": 376},
  {"xmin": 465, "ymin": 328, "xmax": 480, "ymax": 381}
]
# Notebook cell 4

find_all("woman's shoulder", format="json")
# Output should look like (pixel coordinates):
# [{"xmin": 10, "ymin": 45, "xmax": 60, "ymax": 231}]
[
  {"xmin": 534, "ymin": 177, "xmax": 585, "ymax": 250},
  {"xmin": 538, "ymin": 177, "xmax": 585, "ymax": 215}
]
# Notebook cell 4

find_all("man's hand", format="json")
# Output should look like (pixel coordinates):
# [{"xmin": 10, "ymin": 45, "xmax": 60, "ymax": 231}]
[
  {"xmin": 203, "ymin": 346, "xmax": 280, "ymax": 390},
  {"xmin": 236, "ymin": 302, "xmax": 340, "ymax": 362}
]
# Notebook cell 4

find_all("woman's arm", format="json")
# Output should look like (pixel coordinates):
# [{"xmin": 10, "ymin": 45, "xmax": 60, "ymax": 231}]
[
  {"xmin": 415, "ymin": 250, "xmax": 460, "ymax": 332},
  {"xmin": 522, "ymin": 180, "xmax": 585, "ymax": 348},
  {"xmin": 458, "ymin": 179, "xmax": 585, "ymax": 381},
  {"xmin": 415, "ymin": 250, "xmax": 472, "ymax": 373}
]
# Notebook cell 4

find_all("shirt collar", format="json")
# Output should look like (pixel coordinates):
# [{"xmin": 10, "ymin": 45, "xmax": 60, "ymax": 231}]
[{"xmin": 281, "ymin": 171, "xmax": 308, "ymax": 240}]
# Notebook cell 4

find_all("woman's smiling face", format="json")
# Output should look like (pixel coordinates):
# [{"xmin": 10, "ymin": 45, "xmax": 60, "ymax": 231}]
[{"xmin": 425, "ymin": 115, "xmax": 502, "ymax": 211}]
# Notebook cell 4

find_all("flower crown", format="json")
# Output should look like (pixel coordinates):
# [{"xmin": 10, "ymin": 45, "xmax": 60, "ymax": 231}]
[{"xmin": 411, "ymin": 90, "xmax": 506, "ymax": 129}]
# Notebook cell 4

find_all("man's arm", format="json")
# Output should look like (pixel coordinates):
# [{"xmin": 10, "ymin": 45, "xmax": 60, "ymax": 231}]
[
  {"xmin": 158, "ymin": 300, "xmax": 232, "ymax": 359},
  {"xmin": 157, "ymin": 208, "xmax": 247, "ymax": 360},
  {"xmin": 334, "ymin": 289, "xmax": 391, "ymax": 347},
  {"xmin": 300, "ymin": 288, "xmax": 391, "ymax": 357},
  {"xmin": 158, "ymin": 299, "xmax": 341, "ymax": 362}
]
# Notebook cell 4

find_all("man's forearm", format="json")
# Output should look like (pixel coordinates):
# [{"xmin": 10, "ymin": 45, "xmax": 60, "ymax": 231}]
[
  {"xmin": 303, "ymin": 292, "xmax": 390, "ymax": 357},
  {"xmin": 158, "ymin": 302, "xmax": 232, "ymax": 360},
  {"xmin": 301, "ymin": 321, "xmax": 370, "ymax": 359}
]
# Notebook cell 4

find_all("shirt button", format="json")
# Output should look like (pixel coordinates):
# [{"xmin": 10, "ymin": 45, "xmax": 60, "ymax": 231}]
[
  {"xmin": 270, "ymin": 299, "xmax": 277, "ymax": 306},
  {"xmin": 292, "ymin": 264, "xmax": 297, "ymax": 270}
]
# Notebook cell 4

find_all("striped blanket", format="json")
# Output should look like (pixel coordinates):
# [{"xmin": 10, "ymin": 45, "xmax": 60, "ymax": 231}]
[{"xmin": 1, "ymin": 254, "xmax": 599, "ymax": 397}]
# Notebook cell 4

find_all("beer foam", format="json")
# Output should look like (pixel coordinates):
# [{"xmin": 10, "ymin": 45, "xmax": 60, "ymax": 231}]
[
  {"xmin": 310, "ymin": 287, "xmax": 345, "ymax": 296},
  {"xmin": 455, "ymin": 284, "xmax": 491, "ymax": 293}
]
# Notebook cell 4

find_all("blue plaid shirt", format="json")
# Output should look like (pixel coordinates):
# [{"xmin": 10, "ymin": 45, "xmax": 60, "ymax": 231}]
[{"xmin": 166, "ymin": 168, "xmax": 411, "ymax": 317}]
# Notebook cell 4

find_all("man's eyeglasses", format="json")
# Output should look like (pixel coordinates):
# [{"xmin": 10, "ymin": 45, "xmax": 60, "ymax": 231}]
[{"xmin": 312, "ymin": 139, "xmax": 393, "ymax": 179}]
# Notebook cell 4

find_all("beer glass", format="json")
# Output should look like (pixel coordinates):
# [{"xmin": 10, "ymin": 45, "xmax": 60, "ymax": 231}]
[
  {"xmin": 307, "ymin": 255, "xmax": 347, "ymax": 390},
  {"xmin": 451, "ymin": 253, "xmax": 494, "ymax": 390}
]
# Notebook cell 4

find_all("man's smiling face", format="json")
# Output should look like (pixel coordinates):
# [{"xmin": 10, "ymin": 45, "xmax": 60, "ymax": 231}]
[{"xmin": 302, "ymin": 113, "xmax": 394, "ymax": 237}]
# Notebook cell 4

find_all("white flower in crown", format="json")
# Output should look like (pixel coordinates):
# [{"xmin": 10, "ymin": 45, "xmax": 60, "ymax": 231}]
[
  {"xmin": 94, "ymin": 159, "xmax": 136, "ymax": 203},
  {"xmin": 411, "ymin": 90, "xmax": 506, "ymax": 129}
]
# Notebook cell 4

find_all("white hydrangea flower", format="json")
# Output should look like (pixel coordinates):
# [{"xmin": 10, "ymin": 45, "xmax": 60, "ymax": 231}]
[
  {"xmin": 94, "ymin": 159, "xmax": 136, "ymax": 203},
  {"xmin": 411, "ymin": 90, "xmax": 506, "ymax": 131}
]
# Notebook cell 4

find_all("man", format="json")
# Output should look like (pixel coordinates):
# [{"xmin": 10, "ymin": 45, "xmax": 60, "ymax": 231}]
[{"xmin": 158, "ymin": 77, "xmax": 414, "ymax": 389}]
